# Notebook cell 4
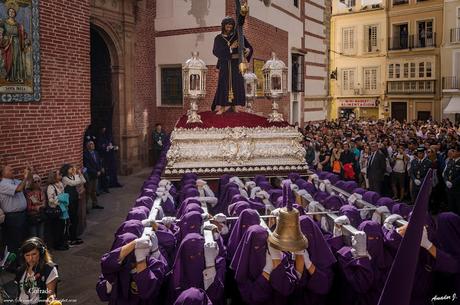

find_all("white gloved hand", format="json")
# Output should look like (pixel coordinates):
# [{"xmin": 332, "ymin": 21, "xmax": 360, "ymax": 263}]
[
  {"xmin": 213, "ymin": 213, "xmax": 227, "ymax": 223},
  {"xmin": 239, "ymin": 189, "xmax": 249, "ymax": 198},
  {"xmin": 310, "ymin": 174, "xmax": 319, "ymax": 182},
  {"xmin": 256, "ymin": 190, "xmax": 270, "ymax": 200},
  {"xmin": 308, "ymin": 201, "xmax": 321, "ymax": 213},
  {"xmin": 201, "ymin": 213, "xmax": 210, "ymax": 221},
  {"xmin": 383, "ymin": 214, "xmax": 403, "ymax": 230},
  {"xmin": 324, "ymin": 180, "xmax": 332, "ymax": 193},
  {"xmin": 271, "ymin": 208, "xmax": 281, "ymax": 217},
  {"xmin": 245, "ymin": 181, "xmax": 256, "ymax": 189},
  {"xmin": 159, "ymin": 179, "xmax": 170, "ymax": 187},
  {"xmin": 348, "ymin": 194, "xmax": 357, "ymax": 205},
  {"xmin": 371, "ymin": 206, "xmax": 391, "ymax": 225},
  {"xmin": 319, "ymin": 183, "xmax": 326, "ymax": 192},
  {"xmin": 154, "ymin": 206, "xmax": 164, "ymax": 220},
  {"xmin": 295, "ymin": 249, "xmax": 312, "ymax": 270},
  {"xmin": 204, "ymin": 241, "xmax": 219, "ymax": 268},
  {"xmin": 196, "ymin": 179, "xmax": 207, "ymax": 187},
  {"xmin": 297, "ymin": 189, "xmax": 308, "ymax": 196},
  {"xmin": 203, "ymin": 184, "xmax": 215, "ymax": 197},
  {"xmin": 351, "ymin": 231, "xmax": 368, "ymax": 258},
  {"xmin": 202, "ymin": 197, "xmax": 218, "ymax": 207},
  {"xmin": 291, "ymin": 184, "xmax": 299, "ymax": 192},
  {"xmin": 203, "ymin": 223, "xmax": 218, "ymax": 232},
  {"xmin": 250, "ymin": 186, "xmax": 262, "ymax": 199},
  {"xmin": 134, "ymin": 236, "xmax": 152, "ymax": 262},
  {"xmin": 147, "ymin": 231, "xmax": 160, "ymax": 259},
  {"xmin": 105, "ymin": 281, "xmax": 113, "ymax": 294},
  {"xmin": 421, "ymin": 227, "xmax": 433, "ymax": 250},
  {"xmin": 161, "ymin": 216, "xmax": 175, "ymax": 227},
  {"xmin": 203, "ymin": 267, "xmax": 217, "ymax": 290},
  {"xmin": 446, "ymin": 181, "xmax": 453, "ymax": 189},
  {"xmin": 220, "ymin": 224, "xmax": 229, "ymax": 235},
  {"xmin": 141, "ymin": 218, "xmax": 156, "ymax": 227},
  {"xmin": 414, "ymin": 179, "xmax": 421, "ymax": 186},
  {"xmin": 268, "ymin": 243, "xmax": 282, "ymax": 260},
  {"xmin": 263, "ymin": 250, "xmax": 273, "ymax": 274},
  {"xmin": 333, "ymin": 215, "xmax": 350, "ymax": 237}
]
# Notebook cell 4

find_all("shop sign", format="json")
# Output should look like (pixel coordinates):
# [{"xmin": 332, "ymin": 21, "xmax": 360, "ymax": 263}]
[{"xmin": 338, "ymin": 99, "xmax": 376, "ymax": 107}]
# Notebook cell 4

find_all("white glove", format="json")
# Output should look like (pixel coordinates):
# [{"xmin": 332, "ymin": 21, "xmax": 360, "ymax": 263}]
[
  {"xmin": 220, "ymin": 224, "xmax": 229, "ymax": 235},
  {"xmin": 230, "ymin": 177, "xmax": 245, "ymax": 189},
  {"xmin": 256, "ymin": 190, "xmax": 270, "ymax": 200},
  {"xmin": 263, "ymin": 250, "xmax": 273, "ymax": 274},
  {"xmin": 333, "ymin": 215, "xmax": 350, "ymax": 237},
  {"xmin": 159, "ymin": 179, "xmax": 170, "ymax": 187},
  {"xmin": 161, "ymin": 216, "xmax": 175, "ymax": 227},
  {"xmin": 147, "ymin": 231, "xmax": 160, "ymax": 259},
  {"xmin": 351, "ymin": 231, "xmax": 368, "ymax": 258},
  {"xmin": 271, "ymin": 208, "xmax": 281, "ymax": 217},
  {"xmin": 308, "ymin": 201, "xmax": 321, "ymax": 213},
  {"xmin": 421, "ymin": 227, "xmax": 433, "ymax": 250},
  {"xmin": 105, "ymin": 281, "xmax": 113, "ymax": 294},
  {"xmin": 291, "ymin": 184, "xmax": 299, "ymax": 192},
  {"xmin": 204, "ymin": 241, "xmax": 219, "ymax": 268},
  {"xmin": 202, "ymin": 197, "xmax": 218, "ymax": 207},
  {"xmin": 203, "ymin": 223, "xmax": 218, "ymax": 231},
  {"xmin": 295, "ymin": 249, "xmax": 312, "ymax": 270},
  {"xmin": 268, "ymin": 242, "xmax": 282, "ymax": 260},
  {"xmin": 203, "ymin": 185, "xmax": 215, "ymax": 197},
  {"xmin": 297, "ymin": 189, "xmax": 308, "ymax": 196},
  {"xmin": 141, "ymin": 218, "xmax": 156, "ymax": 227},
  {"xmin": 348, "ymin": 194, "xmax": 357, "ymax": 205},
  {"xmin": 196, "ymin": 179, "xmax": 207, "ymax": 187},
  {"xmin": 135, "ymin": 236, "xmax": 152, "ymax": 262},
  {"xmin": 319, "ymin": 183, "xmax": 326, "ymax": 192},
  {"xmin": 203, "ymin": 267, "xmax": 217, "ymax": 290},
  {"xmin": 446, "ymin": 181, "xmax": 453, "ymax": 189},
  {"xmin": 414, "ymin": 179, "xmax": 421, "ymax": 186},
  {"xmin": 154, "ymin": 206, "xmax": 164, "ymax": 220},
  {"xmin": 245, "ymin": 181, "xmax": 256, "ymax": 189},
  {"xmin": 310, "ymin": 174, "xmax": 319, "ymax": 182},
  {"xmin": 201, "ymin": 213, "xmax": 210, "ymax": 221},
  {"xmin": 371, "ymin": 206, "xmax": 390, "ymax": 225},
  {"xmin": 213, "ymin": 213, "xmax": 227, "ymax": 223},
  {"xmin": 324, "ymin": 180, "xmax": 332, "ymax": 193},
  {"xmin": 320, "ymin": 216, "xmax": 329, "ymax": 232},
  {"xmin": 250, "ymin": 186, "xmax": 262, "ymax": 199},
  {"xmin": 383, "ymin": 214, "xmax": 403, "ymax": 230}
]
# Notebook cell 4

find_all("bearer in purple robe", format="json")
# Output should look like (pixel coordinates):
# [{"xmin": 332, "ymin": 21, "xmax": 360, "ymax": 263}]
[
  {"xmin": 169, "ymin": 233, "xmax": 225, "ymax": 305},
  {"xmin": 212, "ymin": 16, "xmax": 253, "ymax": 114},
  {"xmin": 230, "ymin": 225, "xmax": 298, "ymax": 305},
  {"xmin": 226, "ymin": 208, "xmax": 260, "ymax": 261},
  {"xmin": 290, "ymin": 215, "xmax": 336, "ymax": 305},
  {"xmin": 173, "ymin": 287, "xmax": 212, "ymax": 305},
  {"xmin": 100, "ymin": 232, "xmax": 167, "ymax": 305}
]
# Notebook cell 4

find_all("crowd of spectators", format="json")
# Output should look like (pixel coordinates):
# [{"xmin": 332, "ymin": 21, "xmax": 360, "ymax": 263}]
[{"xmin": 300, "ymin": 118, "xmax": 460, "ymax": 215}]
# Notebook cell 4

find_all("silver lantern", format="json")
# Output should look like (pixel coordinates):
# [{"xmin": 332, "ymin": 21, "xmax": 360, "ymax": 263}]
[
  {"xmin": 262, "ymin": 52, "xmax": 288, "ymax": 122},
  {"xmin": 243, "ymin": 71, "xmax": 258, "ymax": 113},
  {"xmin": 183, "ymin": 51, "xmax": 207, "ymax": 124}
]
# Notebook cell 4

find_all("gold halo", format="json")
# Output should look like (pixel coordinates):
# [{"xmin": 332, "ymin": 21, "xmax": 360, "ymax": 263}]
[{"xmin": 5, "ymin": 0, "xmax": 19, "ymax": 12}]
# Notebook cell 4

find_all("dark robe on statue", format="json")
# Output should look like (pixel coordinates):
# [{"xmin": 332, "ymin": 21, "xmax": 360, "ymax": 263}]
[{"xmin": 211, "ymin": 18, "xmax": 253, "ymax": 111}]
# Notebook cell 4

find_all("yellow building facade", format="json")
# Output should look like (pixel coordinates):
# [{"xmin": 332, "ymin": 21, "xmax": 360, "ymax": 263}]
[
  {"xmin": 441, "ymin": 0, "xmax": 460, "ymax": 122},
  {"xmin": 330, "ymin": 0, "xmax": 388, "ymax": 120},
  {"xmin": 387, "ymin": 0, "xmax": 443, "ymax": 121}
]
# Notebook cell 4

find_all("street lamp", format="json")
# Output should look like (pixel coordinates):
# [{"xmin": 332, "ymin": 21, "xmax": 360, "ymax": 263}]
[
  {"xmin": 243, "ymin": 71, "xmax": 258, "ymax": 113},
  {"xmin": 183, "ymin": 51, "xmax": 207, "ymax": 124},
  {"xmin": 262, "ymin": 52, "xmax": 288, "ymax": 122}
]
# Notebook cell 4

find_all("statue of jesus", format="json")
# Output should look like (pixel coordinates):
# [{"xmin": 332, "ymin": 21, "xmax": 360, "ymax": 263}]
[{"xmin": 211, "ymin": 13, "xmax": 253, "ymax": 115}]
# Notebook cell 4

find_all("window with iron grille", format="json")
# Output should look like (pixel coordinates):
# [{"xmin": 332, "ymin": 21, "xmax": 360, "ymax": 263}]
[{"xmin": 161, "ymin": 66, "xmax": 183, "ymax": 106}]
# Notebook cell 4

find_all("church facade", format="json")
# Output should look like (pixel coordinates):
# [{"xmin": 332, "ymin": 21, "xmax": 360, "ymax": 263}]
[{"xmin": 0, "ymin": 0, "xmax": 330, "ymax": 176}]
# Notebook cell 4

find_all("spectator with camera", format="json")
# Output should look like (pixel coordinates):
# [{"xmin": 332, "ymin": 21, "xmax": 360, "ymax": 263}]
[
  {"xmin": 61, "ymin": 164, "xmax": 85, "ymax": 246},
  {"xmin": 0, "ymin": 165, "xmax": 30, "ymax": 266}
]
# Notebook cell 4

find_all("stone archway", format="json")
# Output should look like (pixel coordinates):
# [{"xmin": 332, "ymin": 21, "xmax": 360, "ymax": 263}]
[{"xmin": 90, "ymin": 0, "xmax": 140, "ymax": 175}]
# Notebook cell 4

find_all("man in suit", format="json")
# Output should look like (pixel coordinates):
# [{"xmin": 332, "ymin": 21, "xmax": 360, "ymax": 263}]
[
  {"xmin": 409, "ymin": 146, "xmax": 432, "ymax": 203},
  {"xmin": 367, "ymin": 141, "xmax": 386, "ymax": 194},
  {"xmin": 83, "ymin": 141, "xmax": 104, "ymax": 209},
  {"xmin": 443, "ymin": 143, "xmax": 460, "ymax": 215}
]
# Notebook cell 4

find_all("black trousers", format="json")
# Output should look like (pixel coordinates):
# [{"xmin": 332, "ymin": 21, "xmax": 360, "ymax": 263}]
[
  {"xmin": 68, "ymin": 198, "xmax": 79, "ymax": 240},
  {"xmin": 3, "ymin": 211, "xmax": 26, "ymax": 255},
  {"xmin": 447, "ymin": 190, "xmax": 460, "ymax": 216}
]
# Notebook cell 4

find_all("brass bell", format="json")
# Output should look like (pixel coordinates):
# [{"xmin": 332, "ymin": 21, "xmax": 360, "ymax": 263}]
[{"xmin": 268, "ymin": 206, "xmax": 308, "ymax": 252}]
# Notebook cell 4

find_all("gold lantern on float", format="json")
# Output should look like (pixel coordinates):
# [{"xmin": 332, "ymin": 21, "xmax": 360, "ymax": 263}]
[
  {"xmin": 262, "ymin": 52, "xmax": 288, "ymax": 122},
  {"xmin": 183, "ymin": 51, "xmax": 207, "ymax": 124}
]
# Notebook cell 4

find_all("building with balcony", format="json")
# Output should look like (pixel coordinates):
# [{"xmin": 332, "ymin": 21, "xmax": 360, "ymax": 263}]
[
  {"xmin": 329, "ymin": 0, "xmax": 387, "ymax": 120},
  {"xmin": 387, "ymin": 0, "xmax": 443, "ymax": 121},
  {"xmin": 440, "ymin": 0, "xmax": 460, "ymax": 122}
]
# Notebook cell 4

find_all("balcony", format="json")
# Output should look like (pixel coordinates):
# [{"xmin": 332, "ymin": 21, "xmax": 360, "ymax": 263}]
[
  {"xmin": 413, "ymin": 33, "xmax": 436, "ymax": 48},
  {"xmin": 443, "ymin": 77, "xmax": 460, "ymax": 91},
  {"xmin": 451, "ymin": 28, "xmax": 460, "ymax": 43},
  {"xmin": 387, "ymin": 80, "xmax": 435, "ymax": 94},
  {"xmin": 388, "ymin": 34, "xmax": 436, "ymax": 50}
]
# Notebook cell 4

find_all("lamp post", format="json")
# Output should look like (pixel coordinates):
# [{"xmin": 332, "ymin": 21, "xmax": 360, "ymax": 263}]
[
  {"xmin": 243, "ymin": 71, "xmax": 258, "ymax": 113},
  {"xmin": 262, "ymin": 52, "xmax": 288, "ymax": 122},
  {"xmin": 183, "ymin": 51, "xmax": 207, "ymax": 124}
]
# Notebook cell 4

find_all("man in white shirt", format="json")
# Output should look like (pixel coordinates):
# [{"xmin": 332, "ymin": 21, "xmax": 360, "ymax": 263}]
[{"xmin": 0, "ymin": 165, "xmax": 29, "ymax": 262}]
